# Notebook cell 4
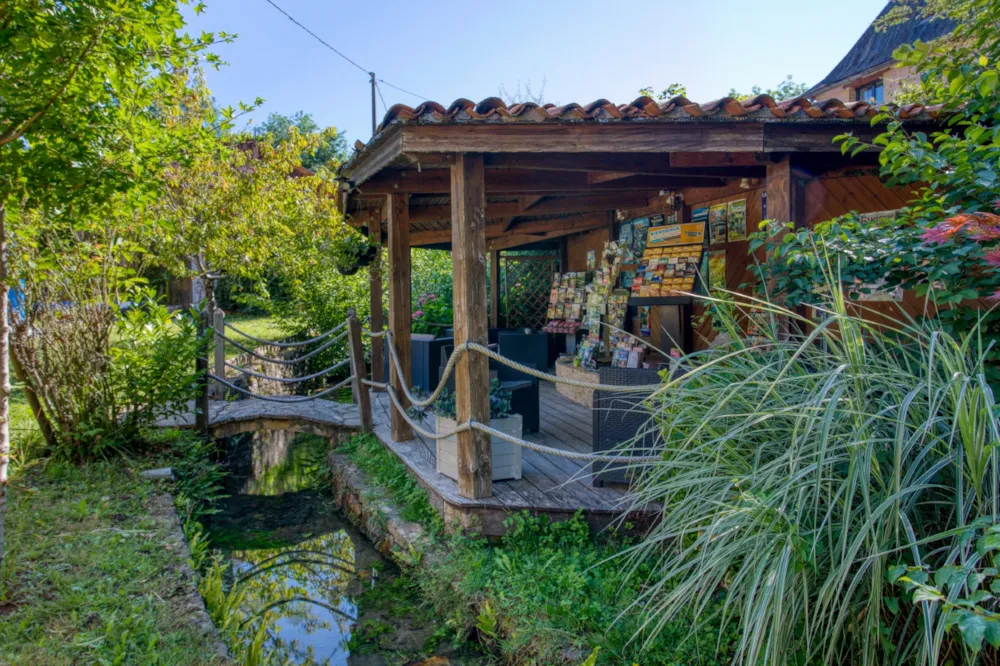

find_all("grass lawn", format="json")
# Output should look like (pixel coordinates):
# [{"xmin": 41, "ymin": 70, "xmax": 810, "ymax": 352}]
[
  {"xmin": 0, "ymin": 455, "xmax": 225, "ymax": 665},
  {"xmin": 217, "ymin": 312, "xmax": 294, "ymax": 360}
]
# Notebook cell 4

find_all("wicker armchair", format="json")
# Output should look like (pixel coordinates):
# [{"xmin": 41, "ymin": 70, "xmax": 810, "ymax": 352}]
[{"xmin": 591, "ymin": 366, "xmax": 664, "ymax": 486}]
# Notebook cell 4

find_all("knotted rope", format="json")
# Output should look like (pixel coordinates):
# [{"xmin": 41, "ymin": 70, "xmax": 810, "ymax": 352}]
[
  {"xmin": 224, "ymin": 357, "xmax": 351, "ymax": 384},
  {"xmin": 217, "ymin": 330, "xmax": 348, "ymax": 366},
  {"xmin": 209, "ymin": 373, "xmax": 355, "ymax": 403},
  {"xmin": 365, "ymin": 379, "xmax": 661, "ymax": 463},
  {"xmin": 223, "ymin": 320, "xmax": 348, "ymax": 349}
]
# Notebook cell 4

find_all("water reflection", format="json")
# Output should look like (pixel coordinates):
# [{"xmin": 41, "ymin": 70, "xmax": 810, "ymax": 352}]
[{"xmin": 212, "ymin": 430, "xmax": 387, "ymax": 666}]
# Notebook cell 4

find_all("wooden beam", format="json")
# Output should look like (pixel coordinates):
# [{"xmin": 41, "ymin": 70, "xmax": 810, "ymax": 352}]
[
  {"xmin": 387, "ymin": 192, "xmax": 413, "ymax": 441},
  {"xmin": 486, "ymin": 152, "xmax": 765, "ymax": 178},
  {"xmin": 485, "ymin": 221, "xmax": 608, "ymax": 252},
  {"xmin": 359, "ymin": 169, "xmax": 724, "ymax": 195},
  {"xmin": 451, "ymin": 153, "xmax": 492, "ymax": 499},
  {"xmin": 410, "ymin": 212, "xmax": 610, "ymax": 246},
  {"xmin": 343, "ymin": 126, "xmax": 403, "ymax": 185},
  {"xmin": 369, "ymin": 221, "xmax": 385, "ymax": 390},
  {"xmin": 489, "ymin": 250, "xmax": 499, "ymax": 328},
  {"xmin": 526, "ymin": 192, "xmax": 650, "ymax": 216},
  {"xmin": 670, "ymin": 152, "xmax": 762, "ymax": 168},
  {"xmin": 409, "ymin": 200, "xmax": 521, "ymax": 224},
  {"xmin": 402, "ymin": 124, "xmax": 765, "ymax": 154}
]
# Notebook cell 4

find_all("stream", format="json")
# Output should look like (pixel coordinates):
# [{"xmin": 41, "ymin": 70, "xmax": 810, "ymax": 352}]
[{"xmin": 208, "ymin": 429, "xmax": 480, "ymax": 665}]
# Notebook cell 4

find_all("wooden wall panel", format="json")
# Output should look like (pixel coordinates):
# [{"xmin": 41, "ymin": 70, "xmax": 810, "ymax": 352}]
[{"xmin": 566, "ymin": 226, "xmax": 611, "ymax": 272}]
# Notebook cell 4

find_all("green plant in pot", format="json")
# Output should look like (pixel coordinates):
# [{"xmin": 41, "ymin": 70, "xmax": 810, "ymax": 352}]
[
  {"xmin": 433, "ymin": 379, "xmax": 522, "ymax": 482},
  {"xmin": 332, "ymin": 230, "xmax": 378, "ymax": 276}
]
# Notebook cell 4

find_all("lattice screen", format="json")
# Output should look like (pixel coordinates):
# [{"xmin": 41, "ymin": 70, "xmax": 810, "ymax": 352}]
[{"xmin": 500, "ymin": 253, "xmax": 560, "ymax": 329}]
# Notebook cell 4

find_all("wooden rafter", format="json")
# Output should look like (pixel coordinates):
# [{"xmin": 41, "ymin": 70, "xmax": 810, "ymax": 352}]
[{"xmin": 357, "ymin": 169, "xmax": 724, "ymax": 195}]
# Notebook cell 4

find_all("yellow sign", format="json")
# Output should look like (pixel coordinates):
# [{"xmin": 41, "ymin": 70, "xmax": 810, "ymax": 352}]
[{"xmin": 647, "ymin": 223, "xmax": 705, "ymax": 248}]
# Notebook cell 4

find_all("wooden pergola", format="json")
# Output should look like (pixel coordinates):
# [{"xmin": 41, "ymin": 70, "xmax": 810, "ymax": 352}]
[{"xmin": 338, "ymin": 95, "xmax": 939, "ymax": 501}]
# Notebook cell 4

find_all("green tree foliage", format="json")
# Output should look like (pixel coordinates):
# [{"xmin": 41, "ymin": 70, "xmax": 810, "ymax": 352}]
[
  {"xmin": 0, "ymin": 0, "xmax": 228, "ymax": 568},
  {"xmin": 252, "ymin": 110, "xmax": 348, "ymax": 170},
  {"xmin": 143, "ymin": 83, "xmax": 346, "ymax": 307},
  {"xmin": 639, "ymin": 76, "xmax": 808, "ymax": 102},
  {"xmin": 727, "ymin": 74, "xmax": 809, "ymax": 102}
]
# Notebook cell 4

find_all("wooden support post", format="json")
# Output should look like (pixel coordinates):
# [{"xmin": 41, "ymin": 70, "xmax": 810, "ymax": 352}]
[
  {"xmin": 213, "ymin": 309, "xmax": 225, "ymax": 398},
  {"xmin": 195, "ymin": 309, "xmax": 210, "ymax": 436},
  {"xmin": 489, "ymin": 250, "xmax": 500, "ymax": 329},
  {"xmin": 451, "ymin": 153, "xmax": 492, "ymax": 499},
  {"xmin": 369, "ymin": 219, "xmax": 385, "ymax": 391},
  {"xmin": 347, "ymin": 309, "xmax": 373, "ymax": 432},
  {"xmin": 387, "ymin": 193, "xmax": 414, "ymax": 441},
  {"xmin": 765, "ymin": 155, "xmax": 807, "ymax": 334}
]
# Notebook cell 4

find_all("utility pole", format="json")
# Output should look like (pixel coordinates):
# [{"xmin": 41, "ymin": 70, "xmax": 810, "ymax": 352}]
[{"xmin": 370, "ymin": 72, "xmax": 377, "ymax": 137}]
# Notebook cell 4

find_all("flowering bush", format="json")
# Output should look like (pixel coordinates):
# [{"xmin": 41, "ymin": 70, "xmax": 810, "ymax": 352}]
[{"xmin": 411, "ymin": 290, "xmax": 453, "ymax": 335}]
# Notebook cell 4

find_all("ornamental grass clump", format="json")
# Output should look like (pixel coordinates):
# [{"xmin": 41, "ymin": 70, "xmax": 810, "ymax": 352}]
[{"xmin": 618, "ymin": 273, "xmax": 1000, "ymax": 666}]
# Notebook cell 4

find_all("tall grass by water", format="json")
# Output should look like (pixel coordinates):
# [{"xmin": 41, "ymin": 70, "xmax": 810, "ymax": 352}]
[{"xmin": 620, "ymin": 278, "xmax": 1000, "ymax": 666}]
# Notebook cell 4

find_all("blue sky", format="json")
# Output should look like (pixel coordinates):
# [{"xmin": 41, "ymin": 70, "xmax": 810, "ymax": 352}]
[{"xmin": 187, "ymin": 0, "xmax": 888, "ymax": 146}]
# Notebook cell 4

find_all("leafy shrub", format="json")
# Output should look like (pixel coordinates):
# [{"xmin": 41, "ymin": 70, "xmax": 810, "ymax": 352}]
[
  {"xmin": 13, "ymin": 287, "xmax": 200, "ymax": 458},
  {"xmin": 429, "ymin": 379, "xmax": 512, "ymax": 420}
]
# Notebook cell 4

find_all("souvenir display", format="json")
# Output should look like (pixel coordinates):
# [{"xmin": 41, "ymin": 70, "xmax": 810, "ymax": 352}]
[
  {"xmin": 630, "ymin": 244, "xmax": 701, "ymax": 297},
  {"xmin": 639, "ymin": 306, "xmax": 651, "ymax": 337},
  {"xmin": 575, "ymin": 241, "xmax": 626, "ymax": 368},
  {"xmin": 727, "ymin": 199, "xmax": 748, "ymax": 242},
  {"xmin": 632, "ymin": 217, "xmax": 650, "ymax": 258},
  {"xmin": 709, "ymin": 203, "xmax": 728, "ymax": 244},
  {"xmin": 545, "ymin": 271, "xmax": 590, "ymax": 321}
]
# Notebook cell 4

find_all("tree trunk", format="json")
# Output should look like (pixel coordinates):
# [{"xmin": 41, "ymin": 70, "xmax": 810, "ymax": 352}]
[
  {"xmin": 10, "ymin": 351, "xmax": 55, "ymax": 449},
  {"xmin": 0, "ymin": 203, "xmax": 11, "ymax": 566}
]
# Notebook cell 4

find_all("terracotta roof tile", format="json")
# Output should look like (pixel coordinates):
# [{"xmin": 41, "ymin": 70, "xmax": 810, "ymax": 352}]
[{"xmin": 375, "ymin": 95, "xmax": 940, "ymax": 133}]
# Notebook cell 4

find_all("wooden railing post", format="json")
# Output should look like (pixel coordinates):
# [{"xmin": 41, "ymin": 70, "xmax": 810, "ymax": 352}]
[
  {"xmin": 347, "ymin": 310, "xmax": 373, "ymax": 432},
  {"xmin": 213, "ymin": 309, "xmax": 225, "ymax": 398},
  {"xmin": 195, "ymin": 308, "xmax": 210, "ymax": 436}
]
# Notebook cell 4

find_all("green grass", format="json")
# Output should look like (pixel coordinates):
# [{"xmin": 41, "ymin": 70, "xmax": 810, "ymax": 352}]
[
  {"xmin": 217, "ymin": 312, "xmax": 293, "ymax": 359},
  {"xmin": 335, "ymin": 433, "xmax": 739, "ymax": 665},
  {"xmin": 0, "ymin": 453, "xmax": 225, "ymax": 665}
]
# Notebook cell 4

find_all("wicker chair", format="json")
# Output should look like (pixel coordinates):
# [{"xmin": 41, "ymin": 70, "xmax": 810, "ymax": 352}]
[{"xmin": 591, "ymin": 366, "xmax": 664, "ymax": 486}]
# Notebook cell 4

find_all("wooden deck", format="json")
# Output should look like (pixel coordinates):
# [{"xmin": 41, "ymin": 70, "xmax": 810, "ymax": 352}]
[{"xmin": 371, "ymin": 382, "xmax": 656, "ymax": 535}]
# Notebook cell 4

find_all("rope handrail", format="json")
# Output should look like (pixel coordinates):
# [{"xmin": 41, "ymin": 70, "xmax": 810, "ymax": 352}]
[
  {"xmin": 365, "ymin": 378, "xmax": 661, "ymax": 463},
  {"xmin": 209, "ymin": 373, "xmax": 355, "ymax": 403},
  {"xmin": 221, "ymin": 319, "xmax": 348, "ymax": 349},
  {"xmin": 378, "ymin": 330, "xmax": 664, "ymax": 400},
  {"xmin": 217, "ymin": 329, "xmax": 348, "ymax": 366},
  {"xmin": 224, "ymin": 357, "xmax": 351, "ymax": 384}
]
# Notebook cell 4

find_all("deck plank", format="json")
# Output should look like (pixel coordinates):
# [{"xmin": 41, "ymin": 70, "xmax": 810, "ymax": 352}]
[{"xmin": 368, "ymin": 385, "xmax": 656, "ymax": 534}]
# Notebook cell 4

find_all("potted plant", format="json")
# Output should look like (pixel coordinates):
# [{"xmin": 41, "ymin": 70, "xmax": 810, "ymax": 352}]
[
  {"xmin": 333, "ymin": 231, "xmax": 378, "ymax": 276},
  {"xmin": 433, "ymin": 379, "xmax": 522, "ymax": 481}
]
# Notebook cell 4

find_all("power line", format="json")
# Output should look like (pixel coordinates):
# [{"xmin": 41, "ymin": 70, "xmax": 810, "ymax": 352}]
[
  {"xmin": 378, "ymin": 78, "xmax": 427, "ymax": 102},
  {"xmin": 374, "ymin": 81, "xmax": 388, "ymax": 113},
  {"xmin": 262, "ymin": 0, "xmax": 368, "ymax": 75}
]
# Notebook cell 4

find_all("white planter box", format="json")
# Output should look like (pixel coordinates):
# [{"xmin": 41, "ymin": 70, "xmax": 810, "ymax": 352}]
[{"xmin": 436, "ymin": 414, "xmax": 523, "ymax": 481}]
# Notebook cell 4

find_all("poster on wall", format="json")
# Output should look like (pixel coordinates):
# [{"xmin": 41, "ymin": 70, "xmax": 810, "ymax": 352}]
[
  {"xmin": 727, "ymin": 199, "xmax": 748, "ymax": 242},
  {"xmin": 618, "ymin": 222, "xmax": 634, "ymax": 261},
  {"xmin": 708, "ymin": 250, "xmax": 727, "ymax": 290},
  {"xmin": 692, "ymin": 206, "xmax": 709, "ymax": 231},
  {"xmin": 631, "ymin": 218, "xmax": 650, "ymax": 258},
  {"xmin": 709, "ymin": 203, "xmax": 728, "ymax": 244}
]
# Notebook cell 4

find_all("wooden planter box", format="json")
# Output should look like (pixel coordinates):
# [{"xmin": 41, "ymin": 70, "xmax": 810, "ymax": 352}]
[
  {"xmin": 555, "ymin": 358, "xmax": 598, "ymax": 407},
  {"xmin": 436, "ymin": 414, "xmax": 523, "ymax": 481}
]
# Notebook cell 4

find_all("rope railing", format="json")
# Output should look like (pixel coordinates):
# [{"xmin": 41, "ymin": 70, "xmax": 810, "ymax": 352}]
[
  {"xmin": 365, "ymin": 329, "xmax": 667, "ymax": 463},
  {"xmin": 224, "ymin": 357, "xmax": 351, "ymax": 384},
  {"xmin": 209, "ymin": 373, "xmax": 355, "ymax": 403},
  {"xmin": 222, "ymin": 320, "xmax": 348, "ymax": 349},
  {"xmin": 363, "ymin": 377, "xmax": 660, "ymax": 463},
  {"xmin": 217, "ymin": 329, "xmax": 348, "ymax": 366}
]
